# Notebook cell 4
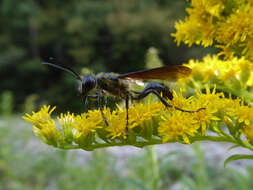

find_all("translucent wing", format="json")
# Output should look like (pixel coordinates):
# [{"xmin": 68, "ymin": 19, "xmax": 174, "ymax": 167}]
[{"xmin": 118, "ymin": 65, "xmax": 191, "ymax": 81}]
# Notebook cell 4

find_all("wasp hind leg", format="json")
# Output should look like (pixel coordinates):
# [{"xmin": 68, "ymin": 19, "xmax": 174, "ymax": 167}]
[
  {"xmin": 125, "ymin": 94, "xmax": 130, "ymax": 137},
  {"xmin": 133, "ymin": 86, "xmax": 204, "ymax": 113}
]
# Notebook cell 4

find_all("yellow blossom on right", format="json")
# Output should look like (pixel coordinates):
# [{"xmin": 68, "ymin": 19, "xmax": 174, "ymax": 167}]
[{"xmin": 172, "ymin": 0, "xmax": 253, "ymax": 60}]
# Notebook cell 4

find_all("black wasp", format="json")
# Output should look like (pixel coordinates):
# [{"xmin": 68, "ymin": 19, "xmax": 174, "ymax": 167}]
[{"xmin": 42, "ymin": 62, "xmax": 204, "ymax": 136}]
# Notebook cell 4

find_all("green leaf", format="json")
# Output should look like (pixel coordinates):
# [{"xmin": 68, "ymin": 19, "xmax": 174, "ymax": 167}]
[
  {"xmin": 224, "ymin": 154, "xmax": 253, "ymax": 167},
  {"xmin": 227, "ymin": 145, "xmax": 240, "ymax": 151}
]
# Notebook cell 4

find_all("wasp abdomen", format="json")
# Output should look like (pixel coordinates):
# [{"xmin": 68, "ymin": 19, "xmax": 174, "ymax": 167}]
[{"xmin": 142, "ymin": 82, "xmax": 173, "ymax": 100}]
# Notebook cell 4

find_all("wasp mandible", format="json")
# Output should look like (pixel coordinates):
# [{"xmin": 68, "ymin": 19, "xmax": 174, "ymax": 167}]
[{"xmin": 42, "ymin": 62, "xmax": 204, "ymax": 136}]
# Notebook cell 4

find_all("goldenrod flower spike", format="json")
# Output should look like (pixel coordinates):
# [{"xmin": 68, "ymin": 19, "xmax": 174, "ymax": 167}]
[
  {"xmin": 178, "ymin": 55, "xmax": 253, "ymax": 103},
  {"xmin": 22, "ymin": 87, "xmax": 253, "ymax": 156},
  {"xmin": 172, "ymin": 0, "xmax": 253, "ymax": 60},
  {"xmin": 169, "ymin": 0, "xmax": 253, "ymax": 164}
]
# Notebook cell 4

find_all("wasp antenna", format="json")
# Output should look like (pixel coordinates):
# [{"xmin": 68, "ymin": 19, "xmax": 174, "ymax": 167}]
[{"xmin": 42, "ymin": 62, "xmax": 82, "ymax": 81}]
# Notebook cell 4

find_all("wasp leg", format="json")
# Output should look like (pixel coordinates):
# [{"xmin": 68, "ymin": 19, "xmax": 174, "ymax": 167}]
[
  {"xmin": 82, "ymin": 94, "xmax": 98, "ymax": 111},
  {"xmin": 86, "ymin": 94, "xmax": 98, "ymax": 103},
  {"xmin": 97, "ymin": 89, "xmax": 109, "ymax": 126},
  {"xmin": 125, "ymin": 94, "xmax": 129, "ymax": 137},
  {"xmin": 133, "ymin": 89, "xmax": 204, "ymax": 113},
  {"xmin": 103, "ymin": 96, "xmax": 107, "ymax": 106},
  {"xmin": 81, "ymin": 95, "xmax": 89, "ymax": 111}
]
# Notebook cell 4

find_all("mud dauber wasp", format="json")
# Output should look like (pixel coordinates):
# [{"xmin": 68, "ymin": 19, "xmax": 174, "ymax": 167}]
[{"xmin": 42, "ymin": 62, "xmax": 204, "ymax": 136}]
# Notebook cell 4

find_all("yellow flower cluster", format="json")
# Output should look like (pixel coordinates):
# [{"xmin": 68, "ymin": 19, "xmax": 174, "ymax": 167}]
[
  {"xmin": 23, "ymin": 87, "xmax": 253, "ymax": 150},
  {"xmin": 181, "ymin": 54, "xmax": 253, "ymax": 87},
  {"xmin": 172, "ymin": 0, "xmax": 253, "ymax": 60},
  {"xmin": 23, "ymin": 106, "xmax": 60, "ymax": 146},
  {"xmin": 177, "ymin": 55, "xmax": 253, "ymax": 104}
]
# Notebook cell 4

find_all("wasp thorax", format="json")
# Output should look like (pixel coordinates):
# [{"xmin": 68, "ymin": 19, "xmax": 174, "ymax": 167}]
[{"xmin": 79, "ymin": 75, "xmax": 97, "ymax": 95}]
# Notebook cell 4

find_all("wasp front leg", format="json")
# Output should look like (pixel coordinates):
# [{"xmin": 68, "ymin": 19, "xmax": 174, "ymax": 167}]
[
  {"xmin": 81, "ymin": 92, "xmax": 109, "ymax": 126},
  {"xmin": 82, "ymin": 94, "xmax": 98, "ymax": 110},
  {"xmin": 97, "ymin": 89, "xmax": 109, "ymax": 126}
]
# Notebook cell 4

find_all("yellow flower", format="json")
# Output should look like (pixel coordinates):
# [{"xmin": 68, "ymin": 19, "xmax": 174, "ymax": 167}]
[
  {"xmin": 105, "ymin": 110, "xmax": 127, "ymax": 139},
  {"xmin": 216, "ymin": 3, "xmax": 253, "ymax": 46},
  {"xmin": 195, "ymin": 86, "xmax": 224, "ymax": 112},
  {"xmin": 188, "ymin": 0, "xmax": 224, "ymax": 18},
  {"xmin": 129, "ymin": 98, "xmax": 162, "ymax": 129},
  {"xmin": 57, "ymin": 112, "xmax": 75, "ymax": 126},
  {"xmin": 74, "ymin": 109, "xmax": 106, "ymax": 136},
  {"xmin": 172, "ymin": 18, "xmax": 200, "ymax": 47},
  {"xmin": 199, "ymin": 18, "xmax": 215, "ymax": 47},
  {"xmin": 234, "ymin": 105, "xmax": 253, "ymax": 126},
  {"xmin": 167, "ymin": 89, "xmax": 195, "ymax": 111},
  {"xmin": 245, "ymin": 38, "xmax": 253, "ymax": 60},
  {"xmin": 57, "ymin": 112, "xmax": 75, "ymax": 141},
  {"xmin": 177, "ymin": 87, "xmax": 221, "ymax": 134},
  {"xmin": 23, "ymin": 84, "xmax": 253, "ymax": 150},
  {"xmin": 172, "ymin": 0, "xmax": 253, "ymax": 58},
  {"xmin": 22, "ymin": 105, "xmax": 56, "ymax": 129},
  {"xmin": 158, "ymin": 111, "xmax": 199, "ymax": 144},
  {"xmin": 32, "ymin": 120, "xmax": 60, "ymax": 146},
  {"xmin": 22, "ymin": 105, "xmax": 61, "ymax": 146},
  {"xmin": 172, "ymin": 0, "xmax": 223, "ymax": 47},
  {"xmin": 240, "ymin": 125, "xmax": 253, "ymax": 141},
  {"xmin": 192, "ymin": 108, "xmax": 219, "ymax": 135},
  {"xmin": 183, "ymin": 55, "xmax": 253, "ymax": 88}
]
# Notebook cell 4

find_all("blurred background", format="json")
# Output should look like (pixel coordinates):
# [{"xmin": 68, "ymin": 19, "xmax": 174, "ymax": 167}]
[
  {"xmin": 1, "ymin": 1, "xmax": 252, "ymax": 189},
  {"xmin": 0, "ymin": 0, "xmax": 215, "ymax": 113}
]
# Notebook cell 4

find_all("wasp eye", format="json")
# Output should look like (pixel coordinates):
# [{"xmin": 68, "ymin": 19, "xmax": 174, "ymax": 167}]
[{"xmin": 82, "ymin": 75, "xmax": 97, "ymax": 94}]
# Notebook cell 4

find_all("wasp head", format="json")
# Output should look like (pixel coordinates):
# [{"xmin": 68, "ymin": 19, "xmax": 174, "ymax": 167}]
[{"xmin": 79, "ymin": 74, "xmax": 97, "ymax": 95}]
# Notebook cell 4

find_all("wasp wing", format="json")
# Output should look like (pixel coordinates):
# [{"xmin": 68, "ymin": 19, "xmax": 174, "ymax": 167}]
[{"xmin": 117, "ymin": 65, "xmax": 191, "ymax": 81}]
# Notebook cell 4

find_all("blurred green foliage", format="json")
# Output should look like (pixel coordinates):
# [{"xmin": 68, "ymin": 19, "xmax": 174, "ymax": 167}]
[
  {"xmin": 0, "ymin": 116, "xmax": 253, "ymax": 190},
  {"xmin": 0, "ymin": 0, "xmax": 215, "ymax": 113},
  {"xmin": 23, "ymin": 94, "xmax": 40, "ymax": 113},
  {"xmin": 0, "ymin": 91, "xmax": 14, "ymax": 116}
]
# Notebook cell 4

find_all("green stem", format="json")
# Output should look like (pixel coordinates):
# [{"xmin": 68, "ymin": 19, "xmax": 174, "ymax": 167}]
[
  {"xmin": 58, "ymin": 139, "xmax": 163, "ymax": 150},
  {"xmin": 60, "ymin": 136, "xmax": 236, "ymax": 150},
  {"xmin": 191, "ymin": 136, "xmax": 236, "ymax": 143},
  {"xmin": 150, "ymin": 146, "xmax": 159, "ymax": 190},
  {"xmin": 234, "ymin": 136, "xmax": 253, "ymax": 151},
  {"xmin": 59, "ymin": 135, "xmax": 253, "ymax": 152}
]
